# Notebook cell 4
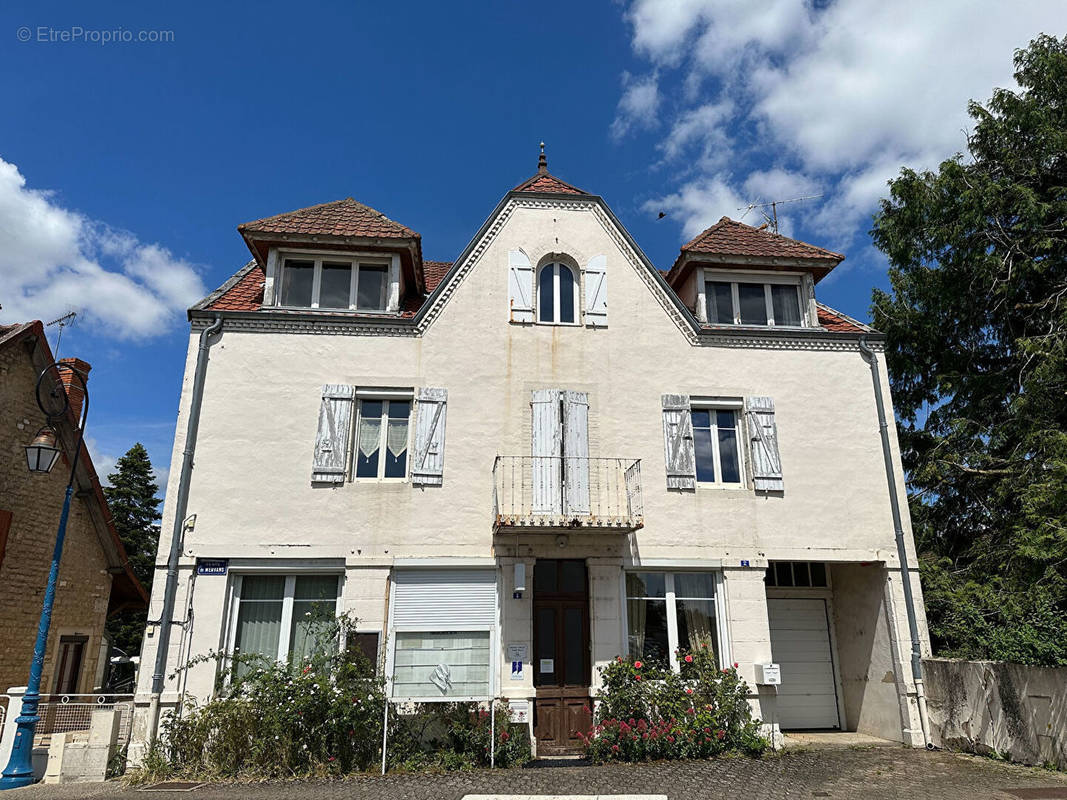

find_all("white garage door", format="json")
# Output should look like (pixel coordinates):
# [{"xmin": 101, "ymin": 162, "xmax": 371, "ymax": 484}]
[{"xmin": 768, "ymin": 597, "xmax": 840, "ymax": 729}]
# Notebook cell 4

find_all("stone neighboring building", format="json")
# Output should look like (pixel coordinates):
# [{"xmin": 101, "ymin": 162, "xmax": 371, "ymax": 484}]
[
  {"xmin": 0, "ymin": 321, "xmax": 147, "ymax": 699},
  {"xmin": 134, "ymin": 153, "xmax": 931, "ymax": 757}
]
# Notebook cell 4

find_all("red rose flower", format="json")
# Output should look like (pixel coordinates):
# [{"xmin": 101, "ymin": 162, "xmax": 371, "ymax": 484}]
[
  {"xmin": 635, "ymin": 674, "xmax": 642, "ymax": 681},
  {"xmin": 634, "ymin": 660, "xmax": 643, "ymax": 669},
  {"xmin": 733, "ymin": 662, "xmax": 739, "ymax": 668},
  {"xmin": 685, "ymin": 654, "xmax": 694, "ymax": 663},
  {"xmin": 685, "ymin": 687, "xmax": 694, "ymax": 694},
  {"xmin": 717, "ymin": 729, "xmax": 726, "ymax": 740}
]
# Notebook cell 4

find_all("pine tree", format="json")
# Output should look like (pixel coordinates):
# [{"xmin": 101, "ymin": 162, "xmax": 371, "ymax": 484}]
[{"xmin": 104, "ymin": 443, "xmax": 162, "ymax": 659}]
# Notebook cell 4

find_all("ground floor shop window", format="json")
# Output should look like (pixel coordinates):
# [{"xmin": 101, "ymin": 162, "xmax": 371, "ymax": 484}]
[
  {"xmin": 626, "ymin": 571, "xmax": 722, "ymax": 671},
  {"xmin": 231, "ymin": 574, "xmax": 340, "ymax": 676},
  {"xmin": 391, "ymin": 631, "xmax": 491, "ymax": 700}
]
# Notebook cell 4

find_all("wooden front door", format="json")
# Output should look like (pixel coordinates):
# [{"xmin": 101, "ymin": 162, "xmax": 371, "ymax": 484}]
[{"xmin": 532, "ymin": 559, "xmax": 592, "ymax": 755}]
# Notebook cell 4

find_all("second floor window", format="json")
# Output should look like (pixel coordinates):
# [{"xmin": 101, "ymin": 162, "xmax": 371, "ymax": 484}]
[
  {"xmin": 355, "ymin": 398, "xmax": 410, "ymax": 479},
  {"xmin": 538, "ymin": 262, "xmax": 577, "ymax": 324},
  {"xmin": 705, "ymin": 278, "xmax": 803, "ymax": 327},
  {"xmin": 692, "ymin": 405, "xmax": 743, "ymax": 485},
  {"xmin": 279, "ymin": 257, "xmax": 389, "ymax": 311}
]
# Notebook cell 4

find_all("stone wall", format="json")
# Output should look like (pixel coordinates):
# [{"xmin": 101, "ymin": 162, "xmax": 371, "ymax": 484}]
[
  {"xmin": 0, "ymin": 343, "xmax": 113, "ymax": 695},
  {"xmin": 924, "ymin": 658, "xmax": 1067, "ymax": 769}
]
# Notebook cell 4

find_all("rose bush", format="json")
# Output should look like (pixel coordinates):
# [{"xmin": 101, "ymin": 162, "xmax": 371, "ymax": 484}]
[{"xmin": 582, "ymin": 647, "xmax": 767, "ymax": 763}]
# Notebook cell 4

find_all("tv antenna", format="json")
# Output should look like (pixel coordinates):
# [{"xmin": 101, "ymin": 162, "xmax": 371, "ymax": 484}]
[
  {"xmin": 738, "ymin": 194, "xmax": 823, "ymax": 234},
  {"xmin": 46, "ymin": 310, "xmax": 78, "ymax": 357}
]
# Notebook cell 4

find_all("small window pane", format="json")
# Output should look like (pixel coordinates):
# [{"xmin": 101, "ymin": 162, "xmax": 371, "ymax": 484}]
[
  {"xmin": 558, "ymin": 265, "xmax": 575, "ymax": 323},
  {"xmin": 706, "ymin": 281, "xmax": 734, "ymax": 324},
  {"xmin": 676, "ymin": 598, "xmax": 717, "ymax": 655},
  {"xmin": 534, "ymin": 561, "xmax": 558, "ymax": 594},
  {"xmin": 280, "ymin": 260, "xmax": 314, "ymax": 307},
  {"xmin": 774, "ymin": 561, "xmax": 794, "ymax": 587},
  {"xmin": 559, "ymin": 560, "xmax": 586, "ymax": 593},
  {"xmin": 356, "ymin": 265, "xmax": 388, "ymax": 310},
  {"xmin": 319, "ymin": 262, "xmax": 352, "ymax": 308},
  {"xmin": 347, "ymin": 632, "xmax": 380, "ymax": 674},
  {"xmin": 717, "ymin": 410, "xmax": 741, "ymax": 483},
  {"xmin": 626, "ymin": 571, "xmax": 665, "ymax": 598},
  {"xmin": 674, "ymin": 572, "xmax": 715, "ymax": 598},
  {"xmin": 384, "ymin": 400, "xmax": 410, "ymax": 478},
  {"xmin": 539, "ymin": 265, "xmax": 555, "ymax": 321},
  {"xmin": 772, "ymin": 284, "xmax": 802, "ymax": 326},
  {"xmin": 738, "ymin": 283, "xmax": 768, "ymax": 325},
  {"xmin": 810, "ymin": 562, "xmax": 827, "ymax": 587},
  {"xmin": 692, "ymin": 410, "xmax": 716, "ymax": 483},
  {"xmin": 627, "ymin": 597, "xmax": 669, "ymax": 666},
  {"xmin": 793, "ymin": 562, "xmax": 812, "ymax": 587},
  {"xmin": 356, "ymin": 400, "xmax": 383, "ymax": 478}
]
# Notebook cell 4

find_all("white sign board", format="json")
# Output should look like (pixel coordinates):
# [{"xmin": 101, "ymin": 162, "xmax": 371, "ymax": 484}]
[
  {"xmin": 756, "ymin": 663, "xmax": 781, "ymax": 685},
  {"xmin": 506, "ymin": 643, "xmax": 528, "ymax": 662}
]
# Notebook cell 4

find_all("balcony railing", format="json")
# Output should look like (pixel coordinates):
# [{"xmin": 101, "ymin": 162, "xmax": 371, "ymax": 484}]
[{"xmin": 493, "ymin": 456, "xmax": 644, "ymax": 532}]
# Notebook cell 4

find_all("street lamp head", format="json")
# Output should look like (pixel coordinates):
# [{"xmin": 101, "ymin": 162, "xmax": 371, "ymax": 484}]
[{"xmin": 25, "ymin": 426, "xmax": 62, "ymax": 474}]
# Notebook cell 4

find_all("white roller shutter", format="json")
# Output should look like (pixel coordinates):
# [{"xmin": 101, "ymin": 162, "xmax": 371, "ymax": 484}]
[
  {"xmin": 768, "ymin": 597, "xmax": 841, "ymax": 730},
  {"xmin": 391, "ymin": 569, "xmax": 498, "ymax": 629}
]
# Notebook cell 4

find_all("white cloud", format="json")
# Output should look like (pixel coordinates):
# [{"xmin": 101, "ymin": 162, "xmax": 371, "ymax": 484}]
[
  {"xmin": 0, "ymin": 157, "xmax": 206, "ymax": 338},
  {"xmin": 644, "ymin": 176, "xmax": 747, "ymax": 240},
  {"xmin": 620, "ymin": 0, "xmax": 1058, "ymax": 245},
  {"xmin": 86, "ymin": 436, "xmax": 119, "ymax": 486},
  {"xmin": 611, "ymin": 71, "xmax": 663, "ymax": 139}
]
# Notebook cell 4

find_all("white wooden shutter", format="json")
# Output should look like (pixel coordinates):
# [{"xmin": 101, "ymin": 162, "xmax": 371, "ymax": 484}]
[
  {"xmin": 662, "ymin": 394, "xmax": 696, "ymax": 490},
  {"xmin": 584, "ymin": 254, "xmax": 608, "ymax": 327},
  {"xmin": 745, "ymin": 396, "xmax": 784, "ymax": 491},
  {"xmin": 531, "ymin": 389, "xmax": 562, "ymax": 513},
  {"xmin": 562, "ymin": 390, "xmax": 590, "ymax": 514},
  {"xmin": 391, "ymin": 569, "xmax": 497, "ymax": 628},
  {"xmin": 412, "ymin": 387, "xmax": 447, "ymax": 486},
  {"xmin": 312, "ymin": 384, "xmax": 355, "ymax": 483},
  {"xmin": 508, "ymin": 249, "xmax": 534, "ymax": 323}
]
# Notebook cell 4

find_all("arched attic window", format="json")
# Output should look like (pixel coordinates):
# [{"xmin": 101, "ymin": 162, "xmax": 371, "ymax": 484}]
[{"xmin": 537, "ymin": 261, "xmax": 577, "ymax": 324}]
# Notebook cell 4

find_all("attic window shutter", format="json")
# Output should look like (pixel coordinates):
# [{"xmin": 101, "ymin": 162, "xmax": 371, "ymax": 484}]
[
  {"xmin": 662, "ymin": 394, "xmax": 696, "ymax": 490},
  {"xmin": 584, "ymin": 255, "xmax": 608, "ymax": 327},
  {"xmin": 745, "ymin": 396, "xmax": 783, "ymax": 491},
  {"xmin": 508, "ymin": 249, "xmax": 534, "ymax": 323},
  {"xmin": 312, "ymin": 384, "xmax": 355, "ymax": 483},
  {"xmin": 412, "ymin": 387, "xmax": 448, "ymax": 486}
]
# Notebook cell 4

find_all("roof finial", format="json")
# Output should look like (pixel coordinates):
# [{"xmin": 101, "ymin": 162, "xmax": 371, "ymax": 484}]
[{"xmin": 538, "ymin": 141, "xmax": 547, "ymax": 173}]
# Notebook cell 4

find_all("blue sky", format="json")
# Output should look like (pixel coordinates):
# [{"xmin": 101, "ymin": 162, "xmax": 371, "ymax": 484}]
[{"xmin": 0, "ymin": 0, "xmax": 1057, "ymax": 488}]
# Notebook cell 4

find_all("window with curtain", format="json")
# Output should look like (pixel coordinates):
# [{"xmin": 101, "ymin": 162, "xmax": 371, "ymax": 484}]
[
  {"xmin": 355, "ymin": 398, "xmax": 410, "ymax": 479},
  {"xmin": 626, "ymin": 571, "xmax": 721, "ymax": 672},
  {"xmin": 232, "ymin": 574, "xmax": 340, "ymax": 677},
  {"xmin": 537, "ymin": 262, "xmax": 577, "ymax": 324}
]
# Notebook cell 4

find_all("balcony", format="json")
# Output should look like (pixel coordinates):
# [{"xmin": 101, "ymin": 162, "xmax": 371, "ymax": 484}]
[{"xmin": 492, "ymin": 456, "xmax": 644, "ymax": 532}]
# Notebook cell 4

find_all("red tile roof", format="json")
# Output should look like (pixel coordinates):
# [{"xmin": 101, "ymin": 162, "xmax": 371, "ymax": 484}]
[
  {"xmin": 423, "ymin": 261, "xmax": 452, "ymax": 292},
  {"xmin": 238, "ymin": 198, "xmax": 419, "ymax": 240},
  {"xmin": 682, "ymin": 217, "xmax": 843, "ymax": 262},
  {"xmin": 512, "ymin": 170, "xmax": 588, "ymax": 195},
  {"xmin": 817, "ymin": 304, "xmax": 869, "ymax": 333},
  {"xmin": 206, "ymin": 265, "xmax": 264, "ymax": 311}
]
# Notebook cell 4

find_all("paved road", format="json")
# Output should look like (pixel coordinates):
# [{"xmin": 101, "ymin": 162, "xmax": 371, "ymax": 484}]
[{"xmin": 9, "ymin": 748, "xmax": 1067, "ymax": 799}]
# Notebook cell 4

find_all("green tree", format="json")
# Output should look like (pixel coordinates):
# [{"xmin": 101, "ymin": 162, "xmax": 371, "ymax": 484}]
[
  {"xmin": 870, "ymin": 35, "xmax": 1067, "ymax": 665},
  {"xmin": 104, "ymin": 443, "xmax": 162, "ymax": 659}
]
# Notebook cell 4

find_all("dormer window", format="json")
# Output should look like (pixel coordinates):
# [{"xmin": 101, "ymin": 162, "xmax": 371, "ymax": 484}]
[
  {"xmin": 275, "ymin": 253, "xmax": 397, "ymax": 312},
  {"xmin": 703, "ymin": 273, "xmax": 805, "ymax": 327},
  {"xmin": 537, "ymin": 262, "xmax": 577, "ymax": 324}
]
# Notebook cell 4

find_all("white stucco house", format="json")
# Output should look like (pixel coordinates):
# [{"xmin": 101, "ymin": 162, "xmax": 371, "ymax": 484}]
[{"xmin": 132, "ymin": 151, "xmax": 931, "ymax": 757}]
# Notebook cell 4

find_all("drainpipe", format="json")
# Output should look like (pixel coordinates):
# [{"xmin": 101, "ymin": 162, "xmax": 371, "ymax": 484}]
[
  {"xmin": 858, "ymin": 336, "xmax": 931, "ymax": 749},
  {"xmin": 145, "ymin": 316, "xmax": 223, "ymax": 747}
]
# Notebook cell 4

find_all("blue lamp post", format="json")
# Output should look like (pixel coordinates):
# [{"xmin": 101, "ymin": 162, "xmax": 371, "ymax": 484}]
[{"xmin": 0, "ymin": 363, "xmax": 89, "ymax": 790}]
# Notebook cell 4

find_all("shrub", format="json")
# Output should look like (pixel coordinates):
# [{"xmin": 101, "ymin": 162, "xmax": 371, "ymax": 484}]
[
  {"xmin": 386, "ymin": 702, "xmax": 531, "ymax": 770},
  {"xmin": 582, "ymin": 647, "xmax": 767, "ymax": 763}
]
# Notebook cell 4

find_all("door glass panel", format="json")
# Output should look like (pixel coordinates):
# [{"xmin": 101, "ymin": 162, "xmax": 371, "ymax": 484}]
[
  {"xmin": 280, "ymin": 260, "xmax": 314, "ymax": 307},
  {"xmin": 384, "ymin": 400, "xmax": 410, "ymax": 478},
  {"xmin": 356, "ymin": 400, "xmax": 383, "ymax": 478},
  {"xmin": 560, "ymin": 561, "xmax": 586, "ymax": 594},
  {"xmin": 535, "ymin": 607, "xmax": 556, "ymax": 686},
  {"xmin": 705, "ymin": 281, "xmax": 734, "ymax": 324},
  {"xmin": 771, "ymin": 284, "xmax": 802, "ymax": 326},
  {"xmin": 319, "ymin": 262, "xmax": 352, "ymax": 308},
  {"xmin": 563, "ymin": 607, "xmax": 585, "ymax": 685},
  {"xmin": 356, "ymin": 264, "xmax": 388, "ymax": 310},
  {"xmin": 534, "ymin": 561, "xmax": 558, "ymax": 594},
  {"xmin": 738, "ymin": 283, "xmax": 768, "ymax": 325}
]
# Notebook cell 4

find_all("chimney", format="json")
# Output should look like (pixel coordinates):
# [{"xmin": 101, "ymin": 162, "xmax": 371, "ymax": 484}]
[{"xmin": 57, "ymin": 357, "xmax": 91, "ymax": 422}]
